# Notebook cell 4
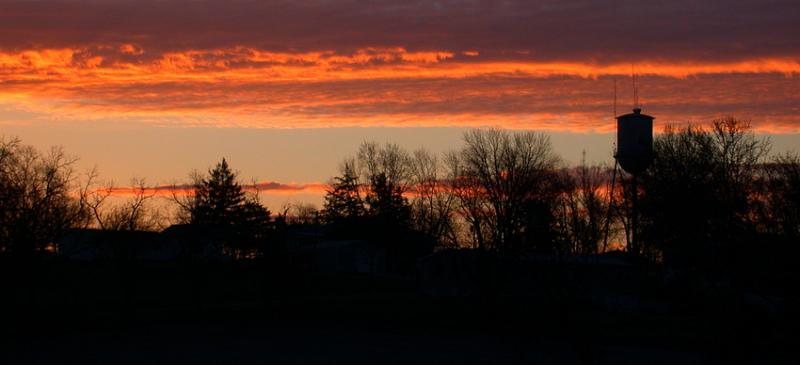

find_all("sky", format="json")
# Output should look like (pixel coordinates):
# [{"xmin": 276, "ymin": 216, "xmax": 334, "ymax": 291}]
[{"xmin": 1, "ymin": 0, "xmax": 799, "ymax": 209}]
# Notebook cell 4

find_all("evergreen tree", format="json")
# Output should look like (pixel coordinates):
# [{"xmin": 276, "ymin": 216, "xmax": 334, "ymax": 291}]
[
  {"xmin": 322, "ymin": 160, "xmax": 365, "ymax": 223},
  {"xmin": 233, "ymin": 199, "xmax": 272, "ymax": 253},
  {"xmin": 365, "ymin": 172, "xmax": 411, "ymax": 226},
  {"xmin": 191, "ymin": 158, "xmax": 247, "ymax": 226},
  {"xmin": 188, "ymin": 158, "xmax": 271, "ymax": 253}
]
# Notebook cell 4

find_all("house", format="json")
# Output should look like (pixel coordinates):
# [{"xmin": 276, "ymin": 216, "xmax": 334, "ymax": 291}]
[
  {"xmin": 289, "ymin": 238, "xmax": 383, "ymax": 274},
  {"xmin": 417, "ymin": 249, "xmax": 648, "ymax": 311},
  {"xmin": 55, "ymin": 225, "xmax": 232, "ymax": 261},
  {"xmin": 56, "ymin": 228, "xmax": 162, "ymax": 261},
  {"xmin": 159, "ymin": 224, "xmax": 230, "ymax": 261}
]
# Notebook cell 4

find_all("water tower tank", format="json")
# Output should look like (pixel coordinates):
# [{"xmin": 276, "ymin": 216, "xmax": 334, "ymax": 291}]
[{"xmin": 616, "ymin": 108, "xmax": 653, "ymax": 174}]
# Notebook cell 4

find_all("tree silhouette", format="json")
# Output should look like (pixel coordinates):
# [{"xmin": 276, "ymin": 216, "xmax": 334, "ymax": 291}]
[
  {"xmin": 322, "ymin": 159, "xmax": 365, "ymax": 224},
  {"xmin": 448, "ymin": 129, "xmax": 562, "ymax": 255},
  {"xmin": 557, "ymin": 157, "xmax": 611, "ymax": 254},
  {"xmin": 0, "ymin": 137, "xmax": 90, "ymax": 256},
  {"xmin": 324, "ymin": 144, "xmax": 434, "ymax": 273},
  {"xmin": 639, "ymin": 118, "xmax": 770, "ymax": 265},
  {"xmin": 757, "ymin": 153, "xmax": 800, "ymax": 240},
  {"xmin": 0, "ymin": 137, "xmax": 92, "ymax": 321},
  {"xmin": 88, "ymin": 177, "xmax": 162, "ymax": 232},
  {"xmin": 191, "ymin": 158, "xmax": 247, "ymax": 226},
  {"xmin": 357, "ymin": 141, "xmax": 410, "ymax": 189},
  {"xmin": 178, "ymin": 158, "xmax": 271, "ymax": 256},
  {"xmin": 233, "ymin": 198, "xmax": 272, "ymax": 256},
  {"xmin": 287, "ymin": 203, "xmax": 320, "ymax": 225},
  {"xmin": 409, "ymin": 149, "xmax": 458, "ymax": 248},
  {"xmin": 365, "ymin": 172, "xmax": 411, "ymax": 226}
]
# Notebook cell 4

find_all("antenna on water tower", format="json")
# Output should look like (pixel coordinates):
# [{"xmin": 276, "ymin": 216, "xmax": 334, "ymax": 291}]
[{"xmin": 631, "ymin": 64, "xmax": 639, "ymax": 110}]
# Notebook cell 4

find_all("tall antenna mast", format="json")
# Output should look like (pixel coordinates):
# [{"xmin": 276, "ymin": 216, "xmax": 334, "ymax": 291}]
[
  {"xmin": 613, "ymin": 77, "xmax": 618, "ymax": 117},
  {"xmin": 631, "ymin": 64, "xmax": 639, "ymax": 109}
]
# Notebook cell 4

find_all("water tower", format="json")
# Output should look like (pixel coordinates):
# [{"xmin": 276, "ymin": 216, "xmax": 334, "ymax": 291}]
[
  {"xmin": 615, "ymin": 107, "xmax": 653, "ymax": 175},
  {"xmin": 614, "ymin": 107, "xmax": 653, "ymax": 256}
]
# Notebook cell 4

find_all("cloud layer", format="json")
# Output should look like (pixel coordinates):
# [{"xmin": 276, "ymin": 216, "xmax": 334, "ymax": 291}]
[
  {"xmin": 102, "ymin": 181, "xmax": 328, "ymax": 197},
  {"xmin": 1, "ymin": 0, "xmax": 799, "ymax": 131}
]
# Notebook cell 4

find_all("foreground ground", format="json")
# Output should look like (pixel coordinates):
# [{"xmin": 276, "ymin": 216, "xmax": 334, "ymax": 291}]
[{"xmin": 1, "ymin": 262, "xmax": 797, "ymax": 364}]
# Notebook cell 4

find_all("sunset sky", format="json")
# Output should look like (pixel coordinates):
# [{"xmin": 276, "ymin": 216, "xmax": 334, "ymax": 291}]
[{"xmin": 1, "ymin": 0, "xmax": 798, "ymax": 209}]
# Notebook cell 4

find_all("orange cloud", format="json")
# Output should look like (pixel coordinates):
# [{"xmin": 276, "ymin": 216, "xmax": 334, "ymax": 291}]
[
  {"xmin": 101, "ymin": 181, "xmax": 328, "ymax": 198},
  {"xmin": 2, "ymin": 47, "xmax": 798, "ymax": 81},
  {"xmin": 1, "ymin": 46, "xmax": 799, "ymax": 133}
]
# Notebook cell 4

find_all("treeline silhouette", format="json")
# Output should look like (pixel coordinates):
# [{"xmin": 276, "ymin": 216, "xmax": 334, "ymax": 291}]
[
  {"xmin": 4, "ymin": 120, "xmax": 796, "ymax": 261},
  {"xmin": 1, "ymin": 119, "xmax": 799, "ymax": 362}
]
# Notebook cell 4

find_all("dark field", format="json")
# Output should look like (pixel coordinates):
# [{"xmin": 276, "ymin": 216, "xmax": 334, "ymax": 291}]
[{"xmin": 2, "ymin": 261, "xmax": 797, "ymax": 364}]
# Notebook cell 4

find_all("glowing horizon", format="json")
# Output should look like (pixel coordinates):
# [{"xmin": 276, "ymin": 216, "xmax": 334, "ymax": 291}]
[{"xmin": 97, "ymin": 181, "xmax": 329, "ymax": 198}]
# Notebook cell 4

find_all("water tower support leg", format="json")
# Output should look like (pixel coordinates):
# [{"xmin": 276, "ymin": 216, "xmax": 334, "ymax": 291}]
[{"xmin": 631, "ymin": 173, "xmax": 639, "ymax": 256}]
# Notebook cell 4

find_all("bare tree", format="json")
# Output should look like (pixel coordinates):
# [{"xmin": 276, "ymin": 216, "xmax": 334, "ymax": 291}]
[
  {"xmin": 558, "ymin": 155, "xmax": 610, "ymax": 254},
  {"xmin": 448, "ymin": 129, "xmax": 562, "ymax": 255},
  {"xmin": 168, "ymin": 170, "xmax": 205, "ymax": 225},
  {"xmin": 0, "ymin": 137, "xmax": 94, "ymax": 319},
  {"xmin": 88, "ymin": 177, "xmax": 162, "ymax": 231},
  {"xmin": 756, "ymin": 152, "xmax": 800, "ymax": 239},
  {"xmin": 357, "ymin": 141, "xmax": 411, "ymax": 191},
  {"xmin": 357, "ymin": 142, "xmax": 413, "ymax": 225},
  {"xmin": 710, "ymin": 118, "xmax": 770, "ymax": 231},
  {"xmin": 0, "ymin": 137, "xmax": 91, "ymax": 255},
  {"xmin": 409, "ymin": 149, "xmax": 459, "ymax": 248},
  {"xmin": 446, "ymin": 150, "xmax": 490, "ymax": 250},
  {"xmin": 288, "ymin": 203, "xmax": 319, "ymax": 225},
  {"xmin": 639, "ymin": 118, "xmax": 770, "ymax": 263}
]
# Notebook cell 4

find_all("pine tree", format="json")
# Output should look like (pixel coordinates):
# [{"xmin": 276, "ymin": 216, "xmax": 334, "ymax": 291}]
[
  {"xmin": 365, "ymin": 172, "xmax": 410, "ymax": 226},
  {"xmin": 322, "ymin": 160, "xmax": 365, "ymax": 223},
  {"xmin": 191, "ymin": 158, "xmax": 247, "ymax": 226},
  {"xmin": 189, "ymin": 158, "xmax": 271, "ymax": 253}
]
